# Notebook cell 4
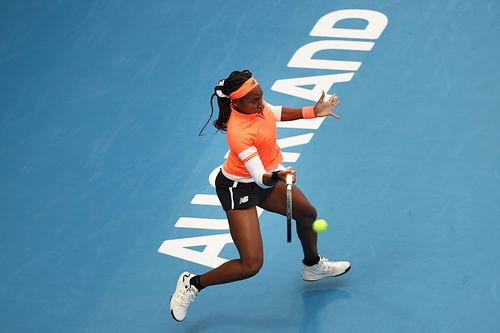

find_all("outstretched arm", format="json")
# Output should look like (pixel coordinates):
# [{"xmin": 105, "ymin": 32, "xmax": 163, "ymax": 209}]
[{"xmin": 279, "ymin": 91, "xmax": 341, "ymax": 121}]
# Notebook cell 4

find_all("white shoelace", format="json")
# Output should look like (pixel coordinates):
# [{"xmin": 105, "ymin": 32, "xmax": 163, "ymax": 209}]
[
  {"xmin": 179, "ymin": 286, "xmax": 197, "ymax": 305},
  {"xmin": 316, "ymin": 257, "xmax": 336, "ymax": 272}
]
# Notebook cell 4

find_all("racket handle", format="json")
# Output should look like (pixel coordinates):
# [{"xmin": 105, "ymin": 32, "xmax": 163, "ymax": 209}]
[{"xmin": 285, "ymin": 174, "xmax": 293, "ymax": 188}]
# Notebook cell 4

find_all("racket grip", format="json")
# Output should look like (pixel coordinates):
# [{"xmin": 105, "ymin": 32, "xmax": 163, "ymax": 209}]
[{"xmin": 285, "ymin": 173, "xmax": 293, "ymax": 188}]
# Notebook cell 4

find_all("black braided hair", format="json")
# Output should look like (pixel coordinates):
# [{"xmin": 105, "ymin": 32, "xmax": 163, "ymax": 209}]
[{"xmin": 199, "ymin": 70, "xmax": 253, "ymax": 135}]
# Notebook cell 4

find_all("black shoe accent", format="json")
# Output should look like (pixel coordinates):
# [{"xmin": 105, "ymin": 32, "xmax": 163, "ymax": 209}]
[{"xmin": 333, "ymin": 264, "xmax": 351, "ymax": 277}]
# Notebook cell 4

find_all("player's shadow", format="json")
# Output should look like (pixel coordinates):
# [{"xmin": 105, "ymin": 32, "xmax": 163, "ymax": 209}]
[
  {"xmin": 300, "ymin": 280, "xmax": 352, "ymax": 332},
  {"xmin": 184, "ymin": 312, "xmax": 297, "ymax": 333},
  {"xmin": 182, "ymin": 280, "xmax": 351, "ymax": 333}
]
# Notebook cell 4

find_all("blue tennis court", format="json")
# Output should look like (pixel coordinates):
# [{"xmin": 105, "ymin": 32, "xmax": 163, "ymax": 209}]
[{"xmin": 1, "ymin": 1, "xmax": 499, "ymax": 332}]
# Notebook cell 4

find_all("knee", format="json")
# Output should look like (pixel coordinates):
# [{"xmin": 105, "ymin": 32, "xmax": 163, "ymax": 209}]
[
  {"xmin": 242, "ymin": 256, "xmax": 263, "ymax": 278},
  {"xmin": 308, "ymin": 206, "xmax": 318, "ymax": 221},
  {"xmin": 296, "ymin": 205, "xmax": 317, "ymax": 223}
]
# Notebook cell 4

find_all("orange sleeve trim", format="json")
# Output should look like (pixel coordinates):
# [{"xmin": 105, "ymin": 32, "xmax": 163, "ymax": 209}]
[
  {"xmin": 302, "ymin": 106, "xmax": 316, "ymax": 119},
  {"xmin": 241, "ymin": 152, "xmax": 259, "ymax": 164}
]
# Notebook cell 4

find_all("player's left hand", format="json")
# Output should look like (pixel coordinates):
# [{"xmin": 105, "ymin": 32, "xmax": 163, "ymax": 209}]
[{"xmin": 314, "ymin": 91, "xmax": 341, "ymax": 119}]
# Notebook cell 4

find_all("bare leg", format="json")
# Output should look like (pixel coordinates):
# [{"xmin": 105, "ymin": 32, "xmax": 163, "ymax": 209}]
[
  {"xmin": 258, "ymin": 182, "xmax": 319, "ymax": 260},
  {"xmin": 199, "ymin": 207, "xmax": 264, "ymax": 288}
]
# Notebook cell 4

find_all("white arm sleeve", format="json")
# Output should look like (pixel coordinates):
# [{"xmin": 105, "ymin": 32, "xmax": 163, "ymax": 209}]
[
  {"xmin": 243, "ymin": 155, "xmax": 273, "ymax": 189},
  {"xmin": 266, "ymin": 102, "xmax": 282, "ymax": 121}
]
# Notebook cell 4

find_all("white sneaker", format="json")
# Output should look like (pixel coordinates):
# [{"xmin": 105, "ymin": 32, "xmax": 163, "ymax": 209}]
[
  {"xmin": 170, "ymin": 272, "xmax": 198, "ymax": 321},
  {"xmin": 301, "ymin": 257, "xmax": 351, "ymax": 281}
]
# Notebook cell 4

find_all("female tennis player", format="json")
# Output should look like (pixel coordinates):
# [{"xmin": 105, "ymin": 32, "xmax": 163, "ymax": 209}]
[{"xmin": 170, "ymin": 70, "xmax": 351, "ymax": 321}]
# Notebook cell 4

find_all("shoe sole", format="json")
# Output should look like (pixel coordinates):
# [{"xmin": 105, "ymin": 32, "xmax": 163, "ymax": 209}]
[
  {"xmin": 170, "ymin": 296, "xmax": 183, "ymax": 322},
  {"xmin": 302, "ymin": 264, "xmax": 351, "ymax": 281}
]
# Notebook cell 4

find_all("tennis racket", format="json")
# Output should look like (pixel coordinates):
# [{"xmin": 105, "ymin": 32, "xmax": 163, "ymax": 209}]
[{"xmin": 286, "ymin": 173, "xmax": 293, "ymax": 243}]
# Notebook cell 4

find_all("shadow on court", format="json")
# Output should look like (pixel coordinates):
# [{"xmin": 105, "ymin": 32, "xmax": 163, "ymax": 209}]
[
  {"xmin": 179, "ymin": 280, "xmax": 352, "ymax": 333},
  {"xmin": 301, "ymin": 281, "xmax": 352, "ymax": 332}
]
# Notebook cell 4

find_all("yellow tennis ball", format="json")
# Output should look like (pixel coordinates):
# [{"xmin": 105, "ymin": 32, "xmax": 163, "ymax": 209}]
[{"xmin": 312, "ymin": 219, "xmax": 328, "ymax": 233}]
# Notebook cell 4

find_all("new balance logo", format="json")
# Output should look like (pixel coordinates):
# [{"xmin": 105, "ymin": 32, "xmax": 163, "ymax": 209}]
[{"xmin": 239, "ymin": 196, "xmax": 249, "ymax": 204}]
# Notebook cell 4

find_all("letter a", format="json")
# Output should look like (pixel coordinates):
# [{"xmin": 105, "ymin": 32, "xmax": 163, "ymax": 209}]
[{"xmin": 158, "ymin": 233, "xmax": 233, "ymax": 268}]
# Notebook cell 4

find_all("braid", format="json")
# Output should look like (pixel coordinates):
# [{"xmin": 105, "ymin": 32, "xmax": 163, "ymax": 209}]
[{"xmin": 199, "ymin": 70, "xmax": 253, "ymax": 135}]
